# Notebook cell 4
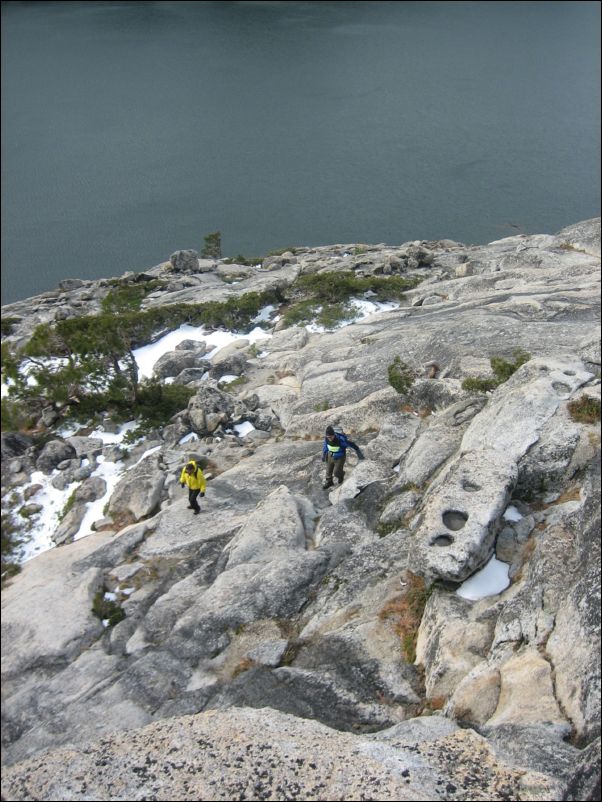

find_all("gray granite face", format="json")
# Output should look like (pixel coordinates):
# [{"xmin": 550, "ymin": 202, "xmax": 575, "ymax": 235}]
[{"xmin": 1, "ymin": 218, "xmax": 600, "ymax": 799}]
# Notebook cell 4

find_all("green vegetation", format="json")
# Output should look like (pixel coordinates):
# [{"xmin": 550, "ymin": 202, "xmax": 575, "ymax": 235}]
[
  {"xmin": 1, "ymin": 511, "xmax": 23, "ymax": 586},
  {"xmin": 461, "ymin": 377, "xmax": 499, "ymax": 393},
  {"xmin": 92, "ymin": 589, "xmax": 126, "ymax": 627},
  {"xmin": 2, "ymin": 269, "xmax": 420, "ymax": 435},
  {"xmin": 58, "ymin": 489, "xmax": 78, "ymax": 523},
  {"xmin": 221, "ymin": 375, "xmax": 249, "ymax": 392},
  {"xmin": 461, "ymin": 349, "xmax": 531, "ymax": 393},
  {"xmin": 387, "ymin": 356, "xmax": 416, "ymax": 395},
  {"xmin": 1, "ymin": 397, "xmax": 36, "ymax": 432},
  {"xmin": 490, "ymin": 349, "xmax": 531, "ymax": 382},
  {"xmin": 100, "ymin": 280, "xmax": 163, "ymax": 314},
  {"xmin": 281, "ymin": 271, "xmax": 419, "ymax": 329},
  {"xmin": 222, "ymin": 255, "xmax": 263, "ymax": 266},
  {"xmin": 1, "ymin": 317, "xmax": 20, "ymax": 336},
  {"xmin": 201, "ymin": 231, "xmax": 222, "ymax": 259},
  {"xmin": 376, "ymin": 518, "xmax": 405, "ymax": 538},
  {"xmin": 568, "ymin": 395, "xmax": 601, "ymax": 424},
  {"xmin": 1, "ymin": 288, "xmax": 282, "ymax": 433}
]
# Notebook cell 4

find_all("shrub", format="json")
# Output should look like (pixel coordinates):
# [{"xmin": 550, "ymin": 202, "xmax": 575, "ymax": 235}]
[
  {"xmin": 100, "ymin": 280, "xmax": 162, "ymax": 314},
  {"xmin": 568, "ymin": 396, "xmax": 601, "ymax": 424},
  {"xmin": 1, "ymin": 317, "xmax": 20, "ymax": 336},
  {"xmin": 281, "ymin": 272, "xmax": 420, "ymax": 328},
  {"xmin": 462, "ymin": 349, "xmax": 531, "ymax": 393},
  {"xmin": 223, "ymin": 255, "xmax": 263, "ymax": 266},
  {"xmin": 316, "ymin": 302, "xmax": 359, "ymax": 329},
  {"xmin": 461, "ymin": 377, "xmax": 498, "ymax": 393},
  {"xmin": 92, "ymin": 589, "xmax": 126, "ymax": 627},
  {"xmin": 58, "ymin": 490, "xmax": 78, "ymax": 523},
  {"xmin": 281, "ymin": 299, "xmax": 320, "ymax": 327},
  {"xmin": 376, "ymin": 519, "xmax": 405, "ymax": 537},
  {"xmin": 490, "ymin": 349, "xmax": 531, "ymax": 382},
  {"xmin": 387, "ymin": 356, "xmax": 416, "ymax": 395},
  {"xmin": 134, "ymin": 381, "xmax": 196, "ymax": 428}
]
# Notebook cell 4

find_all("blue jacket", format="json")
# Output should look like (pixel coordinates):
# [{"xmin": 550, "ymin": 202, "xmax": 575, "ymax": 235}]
[{"xmin": 322, "ymin": 432, "xmax": 362, "ymax": 460}]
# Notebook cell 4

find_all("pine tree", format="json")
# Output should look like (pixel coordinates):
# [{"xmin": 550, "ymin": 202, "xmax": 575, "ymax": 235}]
[{"xmin": 201, "ymin": 231, "xmax": 222, "ymax": 259}]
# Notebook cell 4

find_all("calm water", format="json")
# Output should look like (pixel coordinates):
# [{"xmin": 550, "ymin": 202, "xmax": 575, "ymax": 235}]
[{"xmin": 2, "ymin": 1, "xmax": 600, "ymax": 304}]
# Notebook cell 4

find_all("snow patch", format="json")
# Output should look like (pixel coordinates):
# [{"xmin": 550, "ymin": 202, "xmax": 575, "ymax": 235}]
[
  {"xmin": 503, "ymin": 505, "xmax": 523, "ymax": 522},
  {"xmin": 456, "ymin": 556, "xmax": 510, "ymax": 600},
  {"xmin": 234, "ymin": 421, "xmax": 256, "ymax": 437},
  {"xmin": 132, "ymin": 324, "xmax": 271, "ymax": 380},
  {"xmin": 179, "ymin": 432, "xmax": 199, "ymax": 444}
]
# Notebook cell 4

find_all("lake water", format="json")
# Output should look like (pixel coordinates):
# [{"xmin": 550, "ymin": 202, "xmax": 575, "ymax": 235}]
[{"xmin": 2, "ymin": 1, "xmax": 600, "ymax": 304}]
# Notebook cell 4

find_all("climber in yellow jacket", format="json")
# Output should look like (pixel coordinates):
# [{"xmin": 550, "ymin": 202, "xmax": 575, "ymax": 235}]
[{"xmin": 179, "ymin": 460, "xmax": 207, "ymax": 515}]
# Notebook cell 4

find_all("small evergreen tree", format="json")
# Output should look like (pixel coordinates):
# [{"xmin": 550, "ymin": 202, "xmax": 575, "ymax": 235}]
[
  {"xmin": 388, "ymin": 357, "xmax": 416, "ymax": 395},
  {"xmin": 201, "ymin": 231, "xmax": 222, "ymax": 259}
]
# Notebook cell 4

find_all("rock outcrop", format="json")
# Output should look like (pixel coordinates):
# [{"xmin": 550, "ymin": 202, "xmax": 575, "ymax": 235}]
[{"xmin": 1, "ymin": 218, "xmax": 600, "ymax": 801}]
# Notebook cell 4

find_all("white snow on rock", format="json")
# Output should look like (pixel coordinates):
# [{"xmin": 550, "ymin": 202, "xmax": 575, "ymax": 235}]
[
  {"xmin": 179, "ymin": 432, "xmax": 199, "ymax": 444},
  {"xmin": 233, "ymin": 421, "xmax": 256, "ymax": 437},
  {"xmin": 305, "ymin": 298, "xmax": 400, "ymax": 333},
  {"xmin": 132, "ymin": 324, "xmax": 272, "ymax": 380},
  {"xmin": 503, "ymin": 505, "xmax": 523, "ymax": 522},
  {"xmin": 456, "ymin": 556, "xmax": 510, "ymax": 600},
  {"xmin": 88, "ymin": 420, "xmax": 138, "ymax": 444},
  {"xmin": 73, "ymin": 456, "xmax": 126, "ymax": 542},
  {"xmin": 17, "ymin": 472, "xmax": 80, "ymax": 562}
]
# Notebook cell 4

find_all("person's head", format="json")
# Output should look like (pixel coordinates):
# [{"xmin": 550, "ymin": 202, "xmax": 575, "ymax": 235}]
[
  {"xmin": 185, "ymin": 462, "xmax": 195, "ymax": 474},
  {"xmin": 325, "ymin": 425, "xmax": 336, "ymax": 441}
]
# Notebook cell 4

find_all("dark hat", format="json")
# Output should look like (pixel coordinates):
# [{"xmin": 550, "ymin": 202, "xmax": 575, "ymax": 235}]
[{"xmin": 325, "ymin": 425, "xmax": 335, "ymax": 436}]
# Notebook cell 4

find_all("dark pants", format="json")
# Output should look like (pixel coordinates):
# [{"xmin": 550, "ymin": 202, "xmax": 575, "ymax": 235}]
[
  {"xmin": 325, "ymin": 454, "xmax": 346, "ymax": 484},
  {"xmin": 188, "ymin": 488, "xmax": 201, "ymax": 512}
]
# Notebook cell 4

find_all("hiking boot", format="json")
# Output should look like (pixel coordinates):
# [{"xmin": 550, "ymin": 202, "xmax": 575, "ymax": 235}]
[
  {"xmin": 337, "ymin": 473, "xmax": 345, "ymax": 485},
  {"xmin": 193, "ymin": 509, "xmax": 200, "ymax": 515},
  {"xmin": 322, "ymin": 480, "xmax": 334, "ymax": 489}
]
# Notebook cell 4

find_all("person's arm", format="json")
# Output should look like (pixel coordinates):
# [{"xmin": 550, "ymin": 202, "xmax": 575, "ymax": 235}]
[
  {"xmin": 198, "ymin": 469, "xmax": 207, "ymax": 494},
  {"xmin": 343, "ymin": 435, "xmax": 365, "ymax": 459},
  {"xmin": 322, "ymin": 439, "xmax": 328, "ymax": 461},
  {"xmin": 180, "ymin": 468, "xmax": 187, "ymax": 487}
]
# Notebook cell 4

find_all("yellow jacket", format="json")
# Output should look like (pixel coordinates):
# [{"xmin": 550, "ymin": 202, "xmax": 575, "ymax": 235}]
[{"xmin": 180, "ymin": 461, "xmax": 206, "ymax": 492}]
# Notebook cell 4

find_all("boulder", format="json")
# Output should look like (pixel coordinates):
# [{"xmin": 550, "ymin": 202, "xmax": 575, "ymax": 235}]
[
  {"xmin": 169, "ymin": 250, "xmax": 199, "ymax": 273},
  {"xmin": 408, "ymin": 448, "xmax": 518, "ymax": 583},
  {"xmin": 107, "ymin": 452, "xmax": 165, "ymax": 525},
  {"xmin": 53, "ymin": 476, "xmax": 108, "ymax": 545},
  {"xmin": 1, "ymin": 432, "xmax": 33, "ymax": 459},
  {"xmin": 398, "ymin": 397, "xmax": 485, "ymax": 488},
  {"xmin": 153, "ymin": 349, "xmax": 204, "ymax": 379},
  {"xmin": 485, "ymin": 648, "xmax": 569, "ymax": 735},
  {"xmin": 175, "ymin": 339, "xmax": 208, "ymax": 354},
  {"xmin": 35, "ymin": 439, "xmax": 78, "ymax": 474},
  {"xmin": 0, "ymin": 707, "xmax": 563, "ymax": 802},
  {"xmin": 265, "ymin": 326, "xmax": 309, "ymax": 352},
  {"xmin": 415, "ymin": 590, "xmax": 495, "ymax": 700},
  {"xmin": 224, "ymin": 485, "xmax": 311, "ymax": 568}
]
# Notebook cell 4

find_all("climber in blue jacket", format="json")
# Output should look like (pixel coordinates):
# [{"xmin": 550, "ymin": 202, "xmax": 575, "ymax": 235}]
[{"xmin": 321, "ymin": 425, "xmax": 364, "ymax": 489}]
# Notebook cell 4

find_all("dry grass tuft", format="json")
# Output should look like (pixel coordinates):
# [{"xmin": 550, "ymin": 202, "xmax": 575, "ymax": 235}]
[{"xmin": 378, "ymin": 572, "xmax": 430, "ymax": 663}]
